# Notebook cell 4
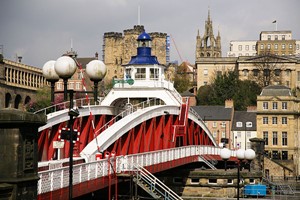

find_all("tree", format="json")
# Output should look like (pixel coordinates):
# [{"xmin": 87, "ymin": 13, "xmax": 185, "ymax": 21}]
[
  {"xmin": 197, "ymin": 70, "xmax": 261, "ymax": 110},
  {"xmin": 174, "ymin": 63, "xmax": 192, "ymax": 93},
  {"xmin": 249, "ymin": 53, "xmax": 285, "ymax": 87}
]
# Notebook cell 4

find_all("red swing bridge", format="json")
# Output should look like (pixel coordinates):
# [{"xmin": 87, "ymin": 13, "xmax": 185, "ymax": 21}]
[{"xmin": 36, "ymin": 31, "xmax": 238, "ymax": 200}]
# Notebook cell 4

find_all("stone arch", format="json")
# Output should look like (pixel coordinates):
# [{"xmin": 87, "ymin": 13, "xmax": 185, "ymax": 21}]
[
  {"xmin": 24, "ymin": 96, "xmax": 31, "ymax": 107},
  {"xmin": 14, "ymin": 94, "xmax": 22, "ymax": 109},
  {"xmin": 5, "ymin": 93, "xmax": 12, "ymax": 108}
]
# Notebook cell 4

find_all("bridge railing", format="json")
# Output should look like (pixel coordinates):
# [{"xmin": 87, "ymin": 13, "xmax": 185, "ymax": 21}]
[
  {"xmin": 33, "ymin": 97, "xmax": 104, "ymax": 115},
  {"xmin": 94, "ymin": 98, "xmax": 165, "ymax": 134},
  {"xmin": 38, "ymin": 145, "xmax": 234, "ymax": 195}
]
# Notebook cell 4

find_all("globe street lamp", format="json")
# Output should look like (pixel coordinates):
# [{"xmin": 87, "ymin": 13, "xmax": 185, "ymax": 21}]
[
  {"xmin": 43, "ymin": 56, "xmax": 106, "ymax": 199},
  {"xmin": 236, "ymin": 148, "xmax": 256, "ymax": 200},
  {"xmin": 220, "ymin": 148, "xmax": 231, "ymax": 171}
]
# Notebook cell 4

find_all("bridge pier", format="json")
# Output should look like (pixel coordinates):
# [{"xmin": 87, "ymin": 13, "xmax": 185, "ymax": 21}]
[{"xmin": 0, "ymin": 109, "xmax": 46, "ymax": 200}]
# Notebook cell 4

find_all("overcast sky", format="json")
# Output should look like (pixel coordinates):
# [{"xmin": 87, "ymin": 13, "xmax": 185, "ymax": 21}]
[{"xmin": 1, "ymin": 0, "xmax": 299, "ymax": 68}]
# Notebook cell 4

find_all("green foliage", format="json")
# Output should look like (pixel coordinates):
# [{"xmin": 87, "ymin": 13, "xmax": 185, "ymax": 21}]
[
  {"xmin": 174, "ymin": 64, "xmax": 191, "ymax": 93},
  {"xmin": 197, "ymin": 70, "xmax": 261, "ymax": 110}
]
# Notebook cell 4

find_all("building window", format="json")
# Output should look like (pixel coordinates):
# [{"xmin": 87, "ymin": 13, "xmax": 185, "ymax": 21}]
[
  {"xmin": 260, "ymin": 44, "xmax": 264, "ymax": 50},
  {"xmin": 213, "ymin": 131, "xmax": 217, "ymax": 138},
  {"xmin": 75, "ymin": 82, "xmax": 80, "ymax": 90},
  {"xmin": 267, "ymin": 44, "xmax": 271, "ymax": 49},
  {"xmin": 263, "ymin": 131, "xmax": 268, "ymax": 145},
  {"xmin": 69, "ymin": 82, "xmax": 74, "ymax": 89},
  {"xmin": 150, "ymin": 68, "xmax": 159, "ymax": 79},
  {"xmin": 238, "ymin": 45, "xmax": 242, "ymax": 51},
  {"xmin": 272, "ymin": 151, "xmax": 279, "ymax": 159},
  {"xmin": 282, "ymin": 117, "xmax": 287, "ymax": 124},
  {"xmin": 213, "ymin": 122, "xmax": 217, "ymax": 127},
  {"xmin": 221, "ymin": 122, "xmax": 226, "ymax": 127},
  {"xmin": 282, "ymin": 151, "xmax": 288, "ymax": 160},
  {"xmin": 204, "ymin": 81, "xmax": 208, "ymax": 85},
  {"xmin": 208, "ymin": 179, "xmax": 217, "ymax": 184},
  {"xmin": 245, "ymin": 45, "xmax": 249, "ymax": 51},
  {"xmin": 272, "ymin": 117, "xmax": 277, "ymax": 124},
  {"xmin": 236, "ymin": 122, "xmax": 243, "ymax": 127},
  {"xmin": 282, "ymin": 132, "xmax": 287, "ymax": 146},
  {"xmin": 253, "ymin": 69, "xmax": 259, "ymax": 76},
  {"xmin": 275, "ymin": 44, "xmax": 278, "ymax": 49},
  {"xmin": 204, "ymin": 69, "xmax": 208, "ymax": 76},
  {"xmin": 268, "ymin": 35, "xmax": 271, "ymax": 40},
  {"xmin": 263, "ymin": 117, "xmax": 268, "ymax": 124},
  {"xmin": 273, "ymin": 132, "xmax": 278, "ymax": 145},
  {"xmin": 243, "ymin": 69, "xmax": 248, "ymax": 76},
  {"xmin": 282, "ymin": 44, "xmax": 286, "ymax": 49},
  {"xmin": 263, "ymin": 102, "xmax": 268, "ymax": 110},
  {"xmin": 190, "ymin": 178, "xmax": 199, "ymax": 184},
  {"xmin": 282, "ymin": 102, "xmax": 287, "ymax": 110},
  {"xmin": 136, "ymin": 68, "xmax": 146, "ymax": 79},
  {"xmin": 272, "ymin": 102, "xmax": 278, "ymax": 110},
  {"xmin": 297, "ymin": 44, "xmax": 300, "ymax": 50},
  {"xmin": 289, "ymin": 44, "xmax": 293, "ymax": 49},
  {"xmin": 249, "ymin": 178, "xmax": 255, "ymax": 184},
  {"xmin": 222, "ymin": 131, "xmax": 225, "ymax": 138},
  {"xmin": 275, "ymin": 35, "xmax": 278, "ymax": 40},
  {"xmin": 282, "ymin": 35, "xmax": 285, "ymax": 40},
  {"xmin": 252, "ymin": 45, "xmax": 256, "ymax": 50},
  {"xmin": 227, "ymin": 179, "xmax": 233, "ymax": 185},
  {"xmin": 275, "ymin": 69, "xmax": 281, "ymax": 76}
]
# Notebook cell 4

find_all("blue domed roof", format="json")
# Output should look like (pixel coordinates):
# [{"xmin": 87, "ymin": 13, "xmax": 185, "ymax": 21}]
[{"xmin": 137, "ymin": 31, "xmax": 151, "ymax": 41}]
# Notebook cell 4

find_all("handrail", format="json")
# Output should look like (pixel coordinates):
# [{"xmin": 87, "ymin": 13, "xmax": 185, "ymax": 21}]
[
  {"xmin": 38, "ymin": 145, "xmax": 229, "ymax": 195},
  {"xmin": 94, "ymin": 98, "xmax": 165, "ymax": 135},
  {"xmin": 33, "ymin": 97, "xmax": 103, "ymax": 115},
  {"xmin": 133, "ymin": 163, "xmax": 183, "ymax": 200}
]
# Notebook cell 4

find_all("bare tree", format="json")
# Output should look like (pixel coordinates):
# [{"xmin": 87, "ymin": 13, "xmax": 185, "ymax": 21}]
[{"xmin": 249, "ymin": 52, "xmax": 285, "ymax": 87}]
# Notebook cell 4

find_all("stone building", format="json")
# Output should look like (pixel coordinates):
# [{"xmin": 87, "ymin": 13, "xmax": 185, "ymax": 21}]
[
  {"xmin": 256, "ymin": 85, "xmax": 300, "ymax": 176},
  {"xmin": 196, "ymin": 55, "xmax": 300, "ymax": 89},
  {"xmin": 227, "ymin": 30, "xmax": 300, "ymax": 57},
  {"xmin": 195, "ymin": 10, "xmax": 222, "ymax": 60},
  {"xmin": 0, "ymin": 54, "xmax": 47, "ymax": 109},
  {"xmin": 102, "ymin": 25, "xmax": 168, "ymax": 82}
]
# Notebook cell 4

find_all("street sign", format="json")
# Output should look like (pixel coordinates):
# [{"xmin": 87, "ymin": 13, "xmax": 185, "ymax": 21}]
[{"xmin": 53, "ymin": 141, "xmax": 65, "ymax": 149}]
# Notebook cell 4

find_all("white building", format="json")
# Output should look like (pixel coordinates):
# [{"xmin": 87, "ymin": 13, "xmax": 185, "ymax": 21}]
[{"xmin": 227, "ymin": 41, "xmax": 257, "ymax": 57}]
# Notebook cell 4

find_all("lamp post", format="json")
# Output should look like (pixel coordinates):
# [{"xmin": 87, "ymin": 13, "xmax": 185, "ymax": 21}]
[
  {"xmin": 236, "ymin": 148, "xmax": 256, "ymax": 200},
  {"xmin": 220, "ymin": 148, "xmax": 231, "ymax": 171},
  {"xmin": 42, "ymin": 56, "xmax": 106, "ymax": 199}
]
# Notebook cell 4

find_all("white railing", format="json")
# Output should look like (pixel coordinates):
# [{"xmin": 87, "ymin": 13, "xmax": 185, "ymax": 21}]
[
  {"xmin": 38, "ymin": 145, "xmax": 233, "ymax": 195},
  {"xmin": 33, "ymin": 97, "xmax": 104, "ymax": 115},
  {"xmin": 94, "ymin": 98, "xmax": 165, "ymax": 135}
]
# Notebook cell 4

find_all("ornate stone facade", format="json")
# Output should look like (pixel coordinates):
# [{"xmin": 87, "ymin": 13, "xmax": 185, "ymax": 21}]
[
  {"xmin": 102, "ymin": 25, "xmax": 167, "ymax": 83},
  {"xmin": 195, "ymin": 10, "xmax": 222, "ymax": 61}
]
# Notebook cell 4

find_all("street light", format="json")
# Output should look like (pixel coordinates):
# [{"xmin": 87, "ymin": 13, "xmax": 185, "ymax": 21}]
[
  {"xmin": 236, "ymin": 148, "xmax": 256, "ymax": 200},
  {"xmin": 42, "ymin": 55, "xmax": 106, "ymax": 199},
  {"xmin": 220, "ymin": 148, "xmax": 231, "ymax": 171}
]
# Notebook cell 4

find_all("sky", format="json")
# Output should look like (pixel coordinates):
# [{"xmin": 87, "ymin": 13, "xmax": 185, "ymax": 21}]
[{"xmin": 0, "ymin": 0, "xmax": 299, "ymax": 68}]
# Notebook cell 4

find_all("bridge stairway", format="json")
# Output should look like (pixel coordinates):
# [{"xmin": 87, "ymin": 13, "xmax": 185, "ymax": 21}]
[
  {"xmin": 132, "ymin": 164, "xmax": 183, "ymax": 200},
  {"xmin": 199, "ymin": 155, "xmax": 217, "ymax": 170},
  {"xmin": 262, "ymin": 177, "xmax": 295, "ymax": 195}
]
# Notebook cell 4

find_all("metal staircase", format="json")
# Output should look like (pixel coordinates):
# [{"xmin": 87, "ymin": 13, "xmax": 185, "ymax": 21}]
[
  {"xmin": 262, "ymin": 177, "xmax": 295, "ymax": 195},
  {"xmin": 132, "ymin": 164, "xmax": 183, "ymax": 200},
  {"xmin": 198, "ymin": 155, "xmax": 217, "ymax": 170}
]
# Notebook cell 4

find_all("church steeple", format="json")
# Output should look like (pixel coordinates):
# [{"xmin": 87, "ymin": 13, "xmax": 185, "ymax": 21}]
[{"xmin": 195, "ymin": 9, "xmax": 222, "ymax": 60}]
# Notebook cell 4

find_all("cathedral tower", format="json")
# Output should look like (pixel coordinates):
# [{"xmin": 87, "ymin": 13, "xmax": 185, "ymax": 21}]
[{"xmin": 196, "ymin": 10, "xmax": 222, "ymax": 61}]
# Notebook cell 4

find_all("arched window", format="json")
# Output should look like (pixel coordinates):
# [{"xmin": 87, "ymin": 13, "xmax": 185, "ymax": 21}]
[
  {"xmin": 5, "ymin": 93, "xmax": 12, "ymax": 108},
  {"xmin": 14, "ymin": 94, "xmax": 22, "ymax": 109}
]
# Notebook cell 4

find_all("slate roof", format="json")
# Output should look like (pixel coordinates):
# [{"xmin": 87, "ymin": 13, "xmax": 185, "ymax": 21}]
[
  {"xmin": 260, "ymin": 85, "xmax": 292, "ymax": 96},
  {"xmin": 232, "ymin": 111, "xmax": 256, "ymax": 131},
  {"xmin": 191, "ymin": 106, "xmax": 233, "ymax": 121}
]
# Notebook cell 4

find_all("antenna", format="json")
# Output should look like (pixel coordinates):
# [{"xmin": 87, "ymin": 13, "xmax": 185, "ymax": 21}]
[
  {"xmin": 138, "ymin": 5, "xmax": 140, "ymax": 25},
  {"xmin": 71, "ymin": 38, "xmax": 73, "ymax": 51}
]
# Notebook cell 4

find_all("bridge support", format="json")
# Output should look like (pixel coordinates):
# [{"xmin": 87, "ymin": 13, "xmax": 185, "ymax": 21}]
[{"xmin": 0, "ymin": 109, "xmax": 46, "ymax": 199}]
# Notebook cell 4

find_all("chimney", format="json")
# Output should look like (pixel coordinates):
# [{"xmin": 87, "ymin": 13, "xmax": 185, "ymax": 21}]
[
  {"xmin": 95, "ymin": 52, "xmax": 99, "ymax": 59},
  {"xmin": 225, "ymin": 99, "xmax": 233, "ymax": 108},
  {"xmin": 247, "ymin": 106, "xmax": 257, "ymax": 112}
]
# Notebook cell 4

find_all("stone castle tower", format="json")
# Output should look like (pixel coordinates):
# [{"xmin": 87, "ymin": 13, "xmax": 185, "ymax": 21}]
[
  {"xmin": 102, "ymin": 25, "xmax": 167, "ymax": 82},
  {"xmin": 195, "ymin": 10, "xmax": 222, "ymax": 61}
]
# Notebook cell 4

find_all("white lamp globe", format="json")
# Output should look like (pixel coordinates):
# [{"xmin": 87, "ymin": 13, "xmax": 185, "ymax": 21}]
[
  {"xmin": 220, "ymin": 148, "xmax": 231, "ymax": 160},
  {"xmin": 86, "ymin": 60, "xmax": 107, "ymax": 81},
  {"xmin": 236, "ymin": 149, "xmax": 245, "ymax": 160},
  {"xmin": 245, "ymin": 149, "xmax": 256, "ymax": 160},
  {"xmin": 42, "ymin": 60, "xmax": 59, "ymax": 81},
  {"xmin": 54, "ymin": 56, "xmax": 77, "ymax": 79}
]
